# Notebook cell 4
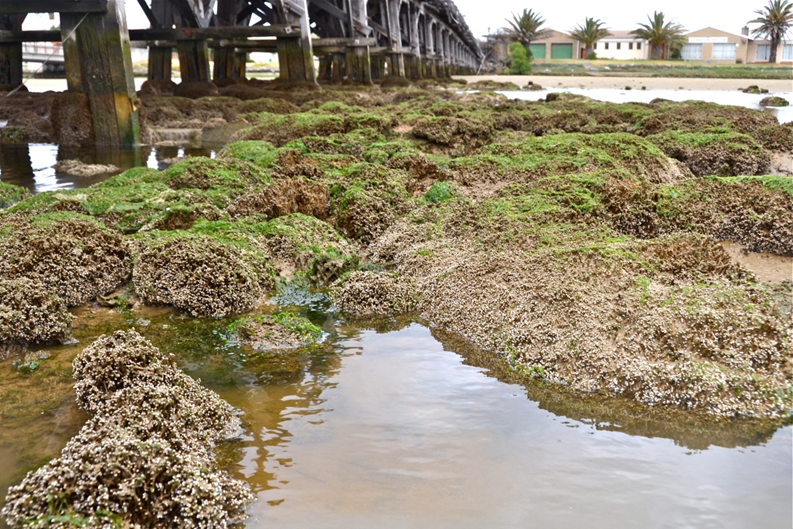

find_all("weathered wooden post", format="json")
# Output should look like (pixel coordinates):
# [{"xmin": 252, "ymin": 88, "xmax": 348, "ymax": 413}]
[
  {"xmin": 173, "ymin": 0, "xmax": 212, "ymax": 83},
  {"xmin": 60, "ymin": 0, "xmax": 140, "ymax": 147},
  {"xmin": 147, "ymin": 0, "xmax": 173, "ymax": 81},
  {"xmin": 276, "ymin": 0, "xmax": 316, "ymax": 83},
  {"xmin": 407, "ymin": 3, "xmax": 422, "ymax": 79},
  {"xmin": 213, "ymin": 0, "xmax": 239, "ymax": 82},
  {"xmin": 386, "ymin": 0, "xmax": 406, "ymax": 78},
  {"xmin": 0, "ymin": 15, "xmax": 25, "ymax": 88}
]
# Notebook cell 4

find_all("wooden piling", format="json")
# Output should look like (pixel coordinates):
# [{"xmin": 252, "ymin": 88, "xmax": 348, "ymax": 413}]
[
  {"xmin": 0, "ymin": 15, "xmax": 24, "ymax": 87},
  {"xmin": 147, "ymin": 0, "xmax": 172, "ymax": 81},
  {"xmin": 60, "ymin": 0, "xmax": 140, "ymax": 147},
  {"xmin": 177, "ymin": 39, "xmax": 210, "ymax": 82}
]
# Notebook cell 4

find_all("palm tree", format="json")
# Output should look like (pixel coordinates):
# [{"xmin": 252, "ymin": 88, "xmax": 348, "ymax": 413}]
[
  {"xmin": 570, "ymin": 18, "xmax": 612, "ymax": 59},
  {"xmin": 505, "ymin": 9, "xmax": 551, "ymax": 49},
  {"xmin": 631, "ymin": 11, "xmax": 685, "ymax": 59},
  {"xmin": 749, "ymin": 0, "xmax": 793, "ymax": 63}
]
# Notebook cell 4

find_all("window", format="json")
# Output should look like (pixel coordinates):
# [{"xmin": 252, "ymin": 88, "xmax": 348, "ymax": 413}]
[
  {"xmin": 784, "ymin": 44, "xmax": 793, "ymax": 60},
  {"xmin": 593, "ymin": 43, "xmax": 597, "ymax": 49},
  {"xmin": 629, "ymin": 42, "xmax": 633, "ymax": 50},
  {"xmin": 711, "ymin": 43, "xmax": 736, "ymax": 60},
  {"xmin": 757, "ymin": 44, "xmax": 770, "ymax": 61},
  {"xmin": 617, "ymin": 42, "xmax": 621, "ymax": 50},
  {"xmin": 637, "ymin": 42, "xmax": 642, "ymax": 50},
  {"xmin": 681, "ymin": 43, "xmax": 703, "ymax": 60},
  {"xmin": 604, "ymin": 42, "xmax": 609, "ymax": 50}
]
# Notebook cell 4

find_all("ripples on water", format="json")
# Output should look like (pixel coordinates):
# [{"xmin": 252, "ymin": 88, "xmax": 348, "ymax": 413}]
[{"xmin": 1, "ymin": 311, "xmax": 790, "ymax": 529}]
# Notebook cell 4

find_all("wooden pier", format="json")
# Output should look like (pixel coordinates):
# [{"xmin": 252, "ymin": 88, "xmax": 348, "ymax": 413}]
[{"xmin": 0, "ymin": 0, "xmax": 482, "ymax": 147}]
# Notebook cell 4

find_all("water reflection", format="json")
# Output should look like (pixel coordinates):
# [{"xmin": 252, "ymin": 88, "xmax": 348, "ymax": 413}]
[
  {"xmin": 0, "ymin": 312, "xmax": 790, "ymax": 529},
  {"xmin": 240, "ymin": 321, "xmax": 792, "ymax": 529},
  {"xmin": 0, "ymin": 143, "xmax": 222, "ymax": 194}
]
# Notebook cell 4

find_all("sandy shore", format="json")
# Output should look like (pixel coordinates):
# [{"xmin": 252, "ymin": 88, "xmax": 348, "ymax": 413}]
[
  {"xmin": 454, "ymin": 75, "xmax": 793, "ymax": 93},
  {"xmin": 20, "ymin": 76, "xmax": 792, "ymax": 94}
]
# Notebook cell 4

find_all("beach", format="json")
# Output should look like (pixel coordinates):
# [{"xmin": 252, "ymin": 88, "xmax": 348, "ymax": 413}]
[{"xmin": 454, "ymin": 74, "xmax": 793, "ymax": 92}]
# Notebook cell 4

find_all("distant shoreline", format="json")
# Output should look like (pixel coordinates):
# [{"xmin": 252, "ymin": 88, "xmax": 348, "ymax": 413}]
[{"xmin": 453, "ymin": 75, "xmax": 793, "ymax": 93}]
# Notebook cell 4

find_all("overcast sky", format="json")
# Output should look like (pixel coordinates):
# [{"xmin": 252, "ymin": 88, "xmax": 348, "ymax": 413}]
[{"xmin": 22, "ymin": 0, "xmax": 776, "ymax": 38}]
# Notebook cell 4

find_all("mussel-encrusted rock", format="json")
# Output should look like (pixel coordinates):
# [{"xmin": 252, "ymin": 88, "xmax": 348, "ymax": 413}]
[
  {"xmin": 2, "ymin": 330, "xmax": 253, "ymax": 528},
  {"xmin": 0, "ymin": 213, "xmax": 130, "ymax": 306},
  {"xmin": 0, "ymin": 277, "xmax": 72, "ymax": 347},
  {"xmin": 132, "ymin": 232, "xmax": 273, "ymax": 317}
]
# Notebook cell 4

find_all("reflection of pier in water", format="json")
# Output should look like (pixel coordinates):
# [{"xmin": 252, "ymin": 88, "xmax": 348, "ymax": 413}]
[{"xmin": 0, "ymin": 142, "xmax": 220, "ymax": 193}]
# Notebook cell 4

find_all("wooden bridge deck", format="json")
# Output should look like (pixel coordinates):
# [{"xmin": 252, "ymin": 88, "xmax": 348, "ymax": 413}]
[{"xmin": 0, "ymin": 1, "xmax": 482, "ymax": 147}]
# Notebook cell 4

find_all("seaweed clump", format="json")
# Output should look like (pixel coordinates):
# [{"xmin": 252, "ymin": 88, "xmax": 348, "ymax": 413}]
[
  {"xmin": 0, "ymin": 213, "xmax": 131, "ymax": 306},
  {"xmin": 233, "ymin": 312, "xmax": 323, "ymax": 350},
  {"xmin": 2, "ymin": 330, "xmax": 254, "ymax": 528}
]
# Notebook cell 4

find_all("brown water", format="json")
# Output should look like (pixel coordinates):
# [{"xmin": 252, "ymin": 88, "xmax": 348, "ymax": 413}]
[
  {"xmin": 721, "ymin": 241, "xmax": 793, "ymax": 283},
  {"xmin": 1, "ymin": 308, "xmax": 790, "ymax": 529}
]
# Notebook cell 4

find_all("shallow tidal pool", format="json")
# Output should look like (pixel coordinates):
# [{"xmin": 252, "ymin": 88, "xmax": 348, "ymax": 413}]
[{"xmin": 1, "ymin": 311, "xmax": 790, "ymax": 528}]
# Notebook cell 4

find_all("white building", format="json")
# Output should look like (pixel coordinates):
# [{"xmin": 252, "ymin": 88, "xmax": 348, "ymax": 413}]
[{"xmin": 592, "ymin": 31, "xmax": 649, "ymax": 60}]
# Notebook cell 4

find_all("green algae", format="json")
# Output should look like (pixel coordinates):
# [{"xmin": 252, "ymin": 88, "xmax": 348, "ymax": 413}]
[
  {"xmin": 648, "ymin": 131, "xmax": 770, "ymax": 176},
  {"xmin": 451, "ymin": 133, "xmax": 676, "ymax": 182},
  {"xmin": 0, "ymin": 182, "xmax": 30, "ymax": 209}
]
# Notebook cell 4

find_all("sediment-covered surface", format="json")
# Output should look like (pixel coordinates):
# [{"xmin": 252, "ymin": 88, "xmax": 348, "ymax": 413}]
[
  {"xmin": 1, "ymin": 329, "xmax": 253, "ymax": 528},
  {"xmin": 1, "ymin": 83, "xmax": 791, "ymax": 418}
]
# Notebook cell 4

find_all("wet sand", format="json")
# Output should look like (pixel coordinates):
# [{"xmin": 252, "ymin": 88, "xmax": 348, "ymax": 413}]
[{"xmin": 454, "ymin": 75, "xmax": 793, "ymax": 93}]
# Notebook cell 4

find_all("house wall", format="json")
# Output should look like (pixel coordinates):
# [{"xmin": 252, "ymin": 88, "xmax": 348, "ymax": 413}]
[
  {"xmin": 684, "ymin": 28, "xmax": 747, "ymax": 63},
  {"xmin": 593, "ymin": 38, "xmax": 648, "ymax": 60},
  {"xmin": 531, "ymin": 30, "xmax": 581, "ymax": 60},
  {"xmin": 746, "ymin": 40, "xmax": 792, "ymax": 63}
]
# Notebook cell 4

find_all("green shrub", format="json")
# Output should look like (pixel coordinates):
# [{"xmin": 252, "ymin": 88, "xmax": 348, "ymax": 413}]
[{"xmin": 508, "ymin": 42, "xmax": 532, "ymax": 75}]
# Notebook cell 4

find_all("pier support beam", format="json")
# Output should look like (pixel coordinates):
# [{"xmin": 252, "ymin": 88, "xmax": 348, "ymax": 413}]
[
  {"xmin": 177, "ymin": 40, "xmax": 210, "ymax": 82},
  {"xmin": 147, "ymin": 0, "xmax": 172, "ymax": 81},
  {"xmin": 212, "ymin": 0, "xmax": 240, "ymax": 82},
  {"xmin": 276, "ymin": 0, "xmax": 316, "ymax": 83},
  {"xmin": 0, "ymin": 15, "xmax": 24, "ymax": 87},
  {"xmin": 60, "ymin": 0, "xmax": 140, "ymax": 147}
]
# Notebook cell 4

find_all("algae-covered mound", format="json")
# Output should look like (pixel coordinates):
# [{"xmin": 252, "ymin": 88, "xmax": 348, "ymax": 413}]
[
  {"xmin": 330, "ymin": 164, "xmax": 414, "ymax": 243},
  {"xmin": 131, "ymin": 230, "xmax": 273, "ymax": 318},
  {"xmin": 0, "ymin": 277, "xmax": 72, "ymax": 347},
  {"xmin": 364, "ymin": 195, "xmax": 793, "ymax": 417},
  {"xmin": 255, "ymin": 214, "xmax": 358, "ymax": 284},
  {"xmin": 648, "ymin": 131, "xmax": 770, "ymax": 176},
  {"xmin": 227, "ymin": 178, "xmax": 330, "ymax": 220},
  {"xmin": 233, "ymin": 312, "xmax": 323, "ymax": 350},
  {"xmin": 161, "ymin": 156, "xmax": 269, "ymax": 195},
  {"xmin": 333, "ymin": 271, "xmax": 417, "ymax": 316},
  {"xmin": 641, "ymin": 100, "xmax": 778, "ymax": 134},
  {"xmin": 0, "ymin": 181, "xmax": 30, "ymax": 209},
  {"xmin": 449, "ymin": 133, "xmax": 689, "ymax": 194},
  {"xmin": 759, "ymin": 96, "xmax": 789, "ymax": 107},
  {"xmin": 751, "ymin": 124, "xmax": 793, "ymax": 152},
  {"xmin": 0, "ymin": 213, "xmax": 130, "ymax": 306},
  {"xmin": 603, "ymin": 175, "xmax": 793, "ymax": 255},
  {"xmin": 2, "ymin": 330, "xmax": 253, "ymax": 528}
]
